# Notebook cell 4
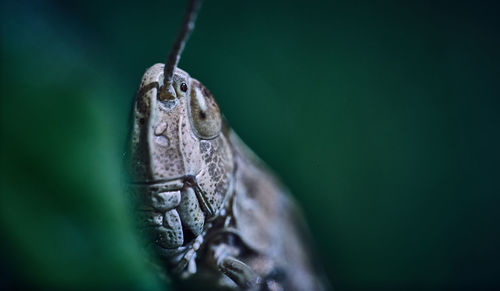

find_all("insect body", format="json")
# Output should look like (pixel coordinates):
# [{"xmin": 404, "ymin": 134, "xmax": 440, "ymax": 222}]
[{"xmin": 127, "ymin": 1, "xmax": 327, "ymax": 290}]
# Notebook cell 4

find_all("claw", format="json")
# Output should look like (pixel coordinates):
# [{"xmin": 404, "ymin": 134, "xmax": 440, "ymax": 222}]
[{"xmin": 218, "ymin": 256, "xmax": 261, "ymax": 290}]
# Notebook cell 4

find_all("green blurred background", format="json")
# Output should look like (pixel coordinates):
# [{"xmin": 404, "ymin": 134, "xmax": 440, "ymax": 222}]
[{"xmin": 1, "ymin": 0, "xmax": 499, "ymax": 290}]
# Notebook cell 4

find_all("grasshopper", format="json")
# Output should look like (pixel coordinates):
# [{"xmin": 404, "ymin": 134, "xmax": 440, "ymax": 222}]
[{"xmin": 127, "ymin": 1, "xmax": 328, "ymax": 290}]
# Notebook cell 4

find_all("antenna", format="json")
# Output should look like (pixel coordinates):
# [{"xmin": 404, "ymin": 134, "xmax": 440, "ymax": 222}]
[{"xmin": 162, "ymin": 0, "xmax": 202, "ymax": 92}]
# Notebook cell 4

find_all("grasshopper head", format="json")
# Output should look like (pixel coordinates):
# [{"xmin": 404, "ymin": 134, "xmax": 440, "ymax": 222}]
[
  {"xmin": 127, "ymin": 0, "xmax": 233, "ymax": 248},
  {"xmin": 128, "ymin": 63, "xmax": 233, "ymax": 218}
]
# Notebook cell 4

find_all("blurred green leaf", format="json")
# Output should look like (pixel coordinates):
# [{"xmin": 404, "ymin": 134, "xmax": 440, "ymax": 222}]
[{"xmin": 1, "ymin": 1, "xmax": 164, "ymax": 289}]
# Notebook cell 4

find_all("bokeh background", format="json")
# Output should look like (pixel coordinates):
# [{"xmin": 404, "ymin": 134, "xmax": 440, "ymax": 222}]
[{"xmin": 1, "ymin": 0, "xmax": 499, "ymax": 290}]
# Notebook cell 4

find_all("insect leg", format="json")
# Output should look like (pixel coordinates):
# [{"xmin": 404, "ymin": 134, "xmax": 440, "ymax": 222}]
[
  {"xmin": 217, "ymin": 256, "xmax": 261, "ymax": 290},
  {"xmin": 211, "ymin": 243, "xmax": 261, "ymax": 289}
]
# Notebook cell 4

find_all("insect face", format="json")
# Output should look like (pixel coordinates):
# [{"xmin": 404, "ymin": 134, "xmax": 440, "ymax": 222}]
[{"xmin": 129, "ymin": 63, "xmax": 234, "ymax": 248}]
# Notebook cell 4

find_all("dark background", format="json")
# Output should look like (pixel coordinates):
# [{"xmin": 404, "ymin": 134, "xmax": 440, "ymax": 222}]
[{"xmin": 1, "ymin": 0, "xmax": 499, "ymax": 290}]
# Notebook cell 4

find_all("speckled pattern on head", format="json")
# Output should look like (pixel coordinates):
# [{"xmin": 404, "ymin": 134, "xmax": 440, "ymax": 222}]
[{"xmin": 128, "ymin": 63, "xmax": 233, "ymax": 247}]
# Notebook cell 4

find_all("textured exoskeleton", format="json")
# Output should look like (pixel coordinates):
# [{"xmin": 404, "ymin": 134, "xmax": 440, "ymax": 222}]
[
  {"xmin": 127, "ymin": 64, "xmax": 327, "ymax": 290},
  {"xmin": 129, "ymin": 65, "xmax": 233, "ymax": 249},
  {"xmin": 126, "ymin": 1, "xmax": 328, "ymax": 290}
]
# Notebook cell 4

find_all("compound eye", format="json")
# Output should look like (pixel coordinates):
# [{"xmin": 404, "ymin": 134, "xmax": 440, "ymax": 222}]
[
  {"xmin": 180, "ymin": 82, "xmax": 188, "ymax": 92},
  {"xmin": 188, "ymin": 83, "xmax": 222, "ymax": 139}
]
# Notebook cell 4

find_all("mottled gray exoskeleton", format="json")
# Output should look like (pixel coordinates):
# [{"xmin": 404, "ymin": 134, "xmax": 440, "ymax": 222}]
[{"xmin": 127, "ymin": 1, "xmax": 328, "ymax": 290}]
